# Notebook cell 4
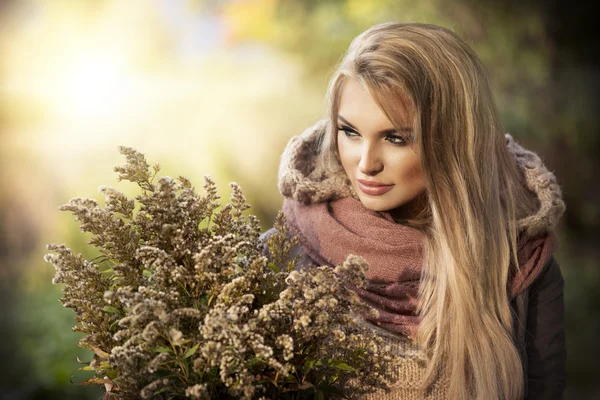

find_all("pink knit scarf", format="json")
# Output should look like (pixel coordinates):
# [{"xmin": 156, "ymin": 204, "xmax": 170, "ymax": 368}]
[{"xmin": 282, "ymin": 196, "xmax": 558, "ymax": 340}]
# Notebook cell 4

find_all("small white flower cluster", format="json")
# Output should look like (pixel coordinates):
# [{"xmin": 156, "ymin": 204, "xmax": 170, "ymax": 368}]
[
  {"xmin": 45, "ymin": 147, "xmax": 398, "ymax": 399},
  {"xmin": 275, "ymin": 334, "xmax": 294, "ymax": 361},
  {"xmin": 185, "ymin": 383, "xmax": 208, "ymax": 399}
]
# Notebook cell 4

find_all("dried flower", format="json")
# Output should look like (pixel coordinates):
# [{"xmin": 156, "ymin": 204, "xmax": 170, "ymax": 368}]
[{"xmin": 45, "ymin": 146, "xmax": 398, "ymax": 399}]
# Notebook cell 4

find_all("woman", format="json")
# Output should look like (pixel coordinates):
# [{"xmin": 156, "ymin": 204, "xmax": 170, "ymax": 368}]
[{"xmin": 261, "ymin": 22, "xmax": 566, "ymax": 399}]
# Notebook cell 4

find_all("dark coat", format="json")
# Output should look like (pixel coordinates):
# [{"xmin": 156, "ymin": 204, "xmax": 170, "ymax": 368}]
[{"xmin": 259, "ymin": 228, "xmax": 567, "ymax": 400}]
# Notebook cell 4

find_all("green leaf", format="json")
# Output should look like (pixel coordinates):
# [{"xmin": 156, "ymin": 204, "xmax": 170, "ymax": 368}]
[
  {"xmin": 88, "ymin": 345, "xmax": 110, "ymax": 359},
  {"xmin": 184, "ymin": 343, "xmax": 199, "ymax": 359},
  {"xmin": 100, "ymin": 268, "xmax": 115, "ymax": 274},
  {"xmin": 79, "ymin": 377, "xmax": 107, "ymax": 386},
  {"xmin": 76, "ymin": 356, "xmax": 91, "ymax": 365},
  {"xmin": 330, "ymin": 361, "xmax": 356, "ymax": 372},
  {"xmin": 303, "ymin": 357, "xmax": 316, "ymax": 374},
  {"xmin": 248, "ymin": 357, "xmax": 263, "ymax": 369},
  {"xmin": 267, "ymin": 261, "xmax": 279, "ymax": 273},
  {"xmin": 97, "ymin": 361, "xmax": 112, "ymax": 370},
  {"xmin": 208, "ymin": 291, "xmax": 217, "ymax": 306},
  {"xmin": 181, "ymin": 358, "xmax": 190, "ymax": 377},
  {"xmin": 155, "ymin": 346, "xmax": 174, "ymax": 354},
  {"xmin": 143, "ymin": 269, "xmax": 154, "ymax": 277},
  {"xmin": 106, "ymin": 369, "xmax": 118, "ymax": 379},
  {"xmin": 109, "ymin": 319, "xmax": 121, "ymax": 330},
  {"xmin": 103, "ymin": 306, "xmax": 119, "ymax": 314}
]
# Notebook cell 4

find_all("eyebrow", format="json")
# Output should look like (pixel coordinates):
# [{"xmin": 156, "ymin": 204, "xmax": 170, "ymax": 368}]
[{"xmin": 338, "ymin": 115, "xmax": 413, "ymax": 134}]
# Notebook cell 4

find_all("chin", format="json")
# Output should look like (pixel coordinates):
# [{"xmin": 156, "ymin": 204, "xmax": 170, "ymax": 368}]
[{"xmin": 357, "ymin": 196, "xmax": 397, "ymax": 212}]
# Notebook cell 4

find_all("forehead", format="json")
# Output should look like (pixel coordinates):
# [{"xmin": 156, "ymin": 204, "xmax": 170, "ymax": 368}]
[{"xmin": 338, "ymin": 78, "xmax": 414, "ymax": 127}]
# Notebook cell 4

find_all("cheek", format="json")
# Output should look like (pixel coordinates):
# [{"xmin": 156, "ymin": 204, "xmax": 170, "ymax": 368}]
[
  {"xmin": 407, "ymin": 159, "xmax": 423, "ymax": 181},
  {"xmin": 337, "ymin": 135, "xmax": 356, "ymax": 170},
  {"xmin": 390, "ymin": 154, "xmax": 423, "ymax": 185}
]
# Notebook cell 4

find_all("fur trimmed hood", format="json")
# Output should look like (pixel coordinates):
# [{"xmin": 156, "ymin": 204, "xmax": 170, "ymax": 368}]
[{"xmin": 277, "ymin": 119, "xmax": 565, "ymax": 238}]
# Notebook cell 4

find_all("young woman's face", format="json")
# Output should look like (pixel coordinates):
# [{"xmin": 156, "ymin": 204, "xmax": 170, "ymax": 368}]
[{"xmin": 336, "ymin": 78, "xmax": 426, "ymax": 216}]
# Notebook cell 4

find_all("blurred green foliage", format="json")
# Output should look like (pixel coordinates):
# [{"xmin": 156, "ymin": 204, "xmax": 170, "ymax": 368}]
[{"xmin": 0, "ymin": 0, "xmax": 598, "ymax": 399}]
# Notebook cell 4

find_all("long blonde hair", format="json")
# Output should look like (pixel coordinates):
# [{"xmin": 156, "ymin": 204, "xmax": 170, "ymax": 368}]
[{"xmin": 319, "ymin": 22, "xmax": 539, "ymax": 399}]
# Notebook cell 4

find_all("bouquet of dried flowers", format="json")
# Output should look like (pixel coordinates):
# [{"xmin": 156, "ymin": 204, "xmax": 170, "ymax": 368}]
[{"xmin": 44, "ymin": 147, "xmax": 397, "ymax": 399}]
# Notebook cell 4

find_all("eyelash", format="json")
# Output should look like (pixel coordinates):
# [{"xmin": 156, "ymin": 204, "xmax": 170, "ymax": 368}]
[{"xmin": 337, "ymin": 126, "xmax": 407, "ymax": 146}]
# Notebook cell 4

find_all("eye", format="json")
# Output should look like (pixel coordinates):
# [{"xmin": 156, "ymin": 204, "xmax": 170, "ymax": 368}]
[
  {"xmin": 337, "ymin": 126, "xmax": 359, "ymax": 138},
  {"xmin": 337, "ymin": 125, "xmax": 408, "ymax": 146},
  {"xmin": 385, "ymin": 134, "xmax": 407, "ymax": 146}
]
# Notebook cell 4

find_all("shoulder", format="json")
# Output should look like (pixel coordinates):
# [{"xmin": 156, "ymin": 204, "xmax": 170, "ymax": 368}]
[
  {"xmin": 526, "ymin": 255, "xmax": 565, "ymax": 333},
  {"xmin": 525, "ymin": 255, "xmax": 567, "ymax": 399},
  {"xmin": 528, "ymin": 255, "xmax": 564, "ymax": 298}
]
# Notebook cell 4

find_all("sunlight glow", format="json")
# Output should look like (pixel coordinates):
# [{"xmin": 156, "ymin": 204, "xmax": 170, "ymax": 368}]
[{"xmin": 59, "ymin": 51, "xmax": 134, "ymax": 119}]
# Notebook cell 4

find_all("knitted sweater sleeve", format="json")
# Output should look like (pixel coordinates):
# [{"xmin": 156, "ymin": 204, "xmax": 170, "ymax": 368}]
[{"xmin": 525, "ymin": 256, "xmax": 567, "ymax": 400}]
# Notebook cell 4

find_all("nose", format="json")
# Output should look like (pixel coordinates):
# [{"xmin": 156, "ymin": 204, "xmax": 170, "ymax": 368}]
[{"xmin": 358, "ymin": 143, "xmax": 383, "ymax": 176}]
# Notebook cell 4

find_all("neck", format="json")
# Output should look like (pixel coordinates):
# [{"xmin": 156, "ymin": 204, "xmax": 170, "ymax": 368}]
[{"xmin": 388, "ymin": 190, "xmax": 430, "ymax": 226}]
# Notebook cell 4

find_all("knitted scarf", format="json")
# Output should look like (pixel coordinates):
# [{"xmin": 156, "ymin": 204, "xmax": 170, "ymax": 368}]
[
  {"xmin": 278, "ymin": 119, "xmax": 565, "ymax": 340},
  {"xmin": 282, "ymin": 196, "xmax": 557, "ymax": 340}
]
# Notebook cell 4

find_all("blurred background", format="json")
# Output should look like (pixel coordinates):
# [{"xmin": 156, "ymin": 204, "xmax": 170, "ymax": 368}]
[{"xmin": 0, "ymin": 0, "xmax": 598, "ymax": 399}]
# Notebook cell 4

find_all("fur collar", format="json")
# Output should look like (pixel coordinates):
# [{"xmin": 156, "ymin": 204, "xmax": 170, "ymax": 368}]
[{"xmin": 277, "ymin": 119, "xmax": 565, "ymax": 238}]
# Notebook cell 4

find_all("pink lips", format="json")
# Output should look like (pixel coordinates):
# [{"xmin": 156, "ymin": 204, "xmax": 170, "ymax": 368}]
[{"xmin": 357, "ymin": 179, "xmax": 394, "ymax": 196}]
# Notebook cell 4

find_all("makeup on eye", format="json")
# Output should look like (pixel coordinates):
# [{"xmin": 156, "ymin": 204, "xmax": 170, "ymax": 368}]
[
  {"xmin": 337, "ymin": 115, "xmax": 413, "ymax": 133},
  {"xmin": 337, "ymin": 124, "xmax": 408, "ymax": 145}
]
